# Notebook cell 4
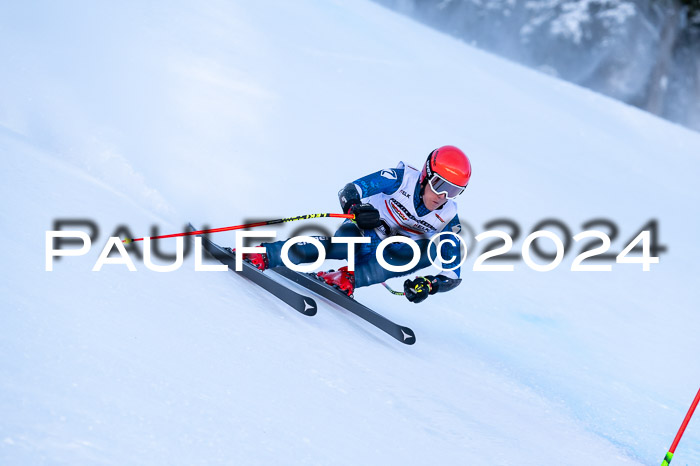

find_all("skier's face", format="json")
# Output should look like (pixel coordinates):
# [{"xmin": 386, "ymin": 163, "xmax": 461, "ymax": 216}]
[{"xmin": 422, "ymin": 183, "xmax": 448, "ymax": 211}]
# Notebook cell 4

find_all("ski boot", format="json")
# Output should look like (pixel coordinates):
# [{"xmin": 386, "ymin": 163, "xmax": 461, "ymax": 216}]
[
  {"xmin": 225, "ymin": 247, "xmax": 269, "ymax": 271},
  {"xmin": 317, "ymin": 266, "xmax": 355, "ymax": 297}
]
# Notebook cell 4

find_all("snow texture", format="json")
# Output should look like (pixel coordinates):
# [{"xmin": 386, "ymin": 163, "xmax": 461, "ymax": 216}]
[{"xmin": 1, "ymin": 1, "xmax": 699, "ymax": 465}]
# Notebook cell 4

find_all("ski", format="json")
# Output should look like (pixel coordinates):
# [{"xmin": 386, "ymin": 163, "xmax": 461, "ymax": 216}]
[
  {"xmin": 189, "ymin": 224, "xmax": 317, "ymax": 316},
  {"xmin": 272, "ymin": 267, "xmax": 416, "ymax": 345}
]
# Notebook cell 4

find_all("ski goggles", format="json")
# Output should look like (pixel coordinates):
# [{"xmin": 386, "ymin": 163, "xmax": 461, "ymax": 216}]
[{"xmin": 427, "ymin": 174, "xmax": 466, "ymax": 199}]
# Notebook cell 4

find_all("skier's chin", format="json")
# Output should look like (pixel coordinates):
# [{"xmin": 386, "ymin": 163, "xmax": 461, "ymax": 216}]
[{"xmin": 428, "ymin": 200, "xmax": 445, "ymax": 211}]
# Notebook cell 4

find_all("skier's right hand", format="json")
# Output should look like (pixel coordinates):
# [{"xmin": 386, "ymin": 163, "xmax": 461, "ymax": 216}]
[
  {"xmin": 403, "ymin": 276, "xmax": 432, "ymax": 303},
  {"xmin": 349, "ymin": 203, "xmax": 381, "ymax": 230}
]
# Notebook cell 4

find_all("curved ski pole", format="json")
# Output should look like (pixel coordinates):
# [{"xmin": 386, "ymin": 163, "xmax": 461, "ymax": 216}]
[
  {"xmin": 381, "ymin": 282, "xmax": 405, "ymax": 296},
  {"xmin": 123, "ymin": 213, "xmax": 355, "ymax": 243}
]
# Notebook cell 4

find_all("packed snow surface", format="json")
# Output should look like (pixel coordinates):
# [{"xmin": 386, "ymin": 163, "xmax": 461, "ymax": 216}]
[{"xmin": 1, "ymin": 1, "xmax": 699, "ymax": 464}]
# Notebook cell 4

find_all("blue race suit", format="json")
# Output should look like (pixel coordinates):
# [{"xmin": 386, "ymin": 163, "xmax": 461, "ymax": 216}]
[{"xmin": 262, "ymin": 163, "xmax": 463, "ymax": 290}]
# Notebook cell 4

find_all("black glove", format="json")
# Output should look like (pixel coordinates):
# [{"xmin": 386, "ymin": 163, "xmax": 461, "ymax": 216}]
[
  {"xmin": 349, "ymin": 203, "xmax": 381, "ymax": 230},
  {"xmin": 404, "ymin": 275, "xmax": 462, "ymax": 303},
  {"xmin": 403, "ymin": 276, "xmax": 435, "ymax": 303}
]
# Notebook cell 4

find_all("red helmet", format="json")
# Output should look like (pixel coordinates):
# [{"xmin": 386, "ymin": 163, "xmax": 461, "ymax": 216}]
[{"xmin": 420, "ymin": 146, "xmax": 471, "ymax": 198}]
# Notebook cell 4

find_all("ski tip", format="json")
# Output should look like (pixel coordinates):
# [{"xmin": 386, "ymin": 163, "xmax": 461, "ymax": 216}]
[
  {"xmin": 301, "ymin": 298, "xmax": 318, "ymax": 316},
  {"xmin": 399, "ymin": 327, "xmax": 416, "ymax": 345}
]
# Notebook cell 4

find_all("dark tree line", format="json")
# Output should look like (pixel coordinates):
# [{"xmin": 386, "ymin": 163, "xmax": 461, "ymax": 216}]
[{"xmin": 374, "ymin": 0, "xmax": 700, "ymax": 132}]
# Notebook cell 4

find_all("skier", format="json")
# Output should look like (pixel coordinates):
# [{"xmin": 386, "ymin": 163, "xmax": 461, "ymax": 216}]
[{"xmin": 239, "ymin": 145, "xmax": 471, "ymax": 303}]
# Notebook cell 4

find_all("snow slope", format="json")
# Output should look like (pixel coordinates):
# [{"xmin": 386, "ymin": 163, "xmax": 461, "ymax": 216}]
[{"xmin": 1, "ymin": 1, "xmax": 699, "ymax": 464}]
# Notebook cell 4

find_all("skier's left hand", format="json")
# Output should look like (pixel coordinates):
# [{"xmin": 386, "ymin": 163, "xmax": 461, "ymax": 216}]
[
  {"xmin": 349, "ymin": 203, "xmax": 381, "ymax": 230},
  {"xmin": 403, "ymin": 276, "xmax": 433, "ymax": 303}
]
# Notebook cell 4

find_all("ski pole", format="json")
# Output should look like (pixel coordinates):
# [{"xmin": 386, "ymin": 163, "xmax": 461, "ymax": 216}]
[
  {"xmin": 661, "ymin": 386, "xmax": 700, "ymax": 465},
  {"xmin": 122, "ymin": 213, "xmax": 355, "ymax": 243},
  {"xmin": 381, "ymin": 282, "xmax": 405, "ymax": 296}
]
